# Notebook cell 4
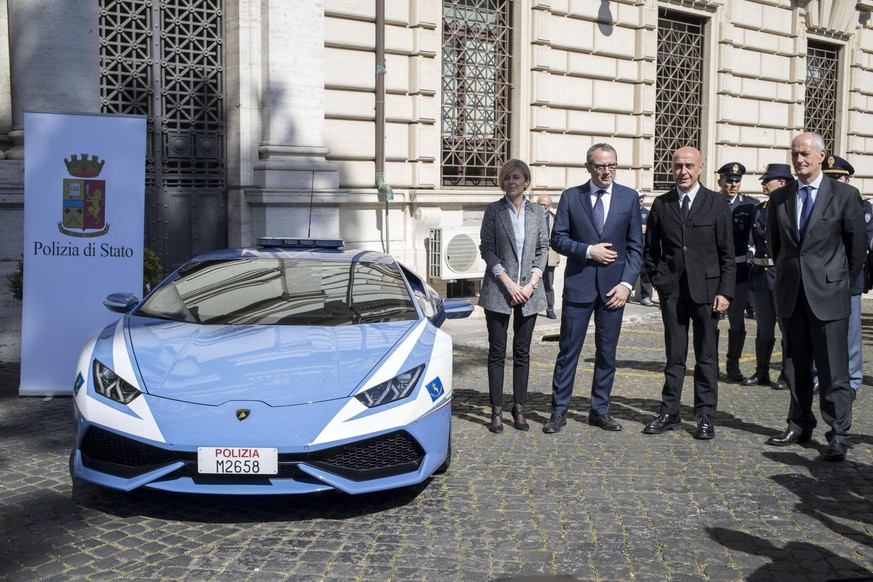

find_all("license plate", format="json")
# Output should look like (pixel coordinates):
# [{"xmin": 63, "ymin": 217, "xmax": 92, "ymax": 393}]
[{"xmin": 197, "ymin": 447, "xmax": 278, "ymax": 475}]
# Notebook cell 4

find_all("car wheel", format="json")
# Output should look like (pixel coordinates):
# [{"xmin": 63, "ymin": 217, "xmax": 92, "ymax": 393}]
[{"xmin": 435, "ymin": 432, "xmax": 451, "ymax": 474}]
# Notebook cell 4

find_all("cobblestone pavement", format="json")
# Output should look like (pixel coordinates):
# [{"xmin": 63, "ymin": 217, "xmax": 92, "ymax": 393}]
[{"xmin": 1, "ymin": 300, "xmax": 872, "ymax": 581}]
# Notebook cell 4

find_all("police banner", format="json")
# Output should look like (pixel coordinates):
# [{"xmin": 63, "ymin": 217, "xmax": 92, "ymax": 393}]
[{"xmin": 20, "ymin": 111, "xmax": 146, "ymax": 396}]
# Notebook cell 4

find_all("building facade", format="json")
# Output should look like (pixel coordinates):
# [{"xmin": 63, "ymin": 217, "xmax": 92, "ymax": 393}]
[{"xmin": 1, "ymin": 0, "xmax": 872, "ymax": 302}]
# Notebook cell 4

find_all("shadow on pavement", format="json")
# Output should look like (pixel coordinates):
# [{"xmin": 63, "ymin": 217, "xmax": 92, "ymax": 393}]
[
  {"xmin": 707, "ymin": 448, "xmax": 873, "ymax": 579},
  {"xmin": 707, "ymin": 526, "xmax": 872, "ymax": 581},
  {"xmin": 763, "ymin": 451, "xmax": 873, "ymax": 549}
]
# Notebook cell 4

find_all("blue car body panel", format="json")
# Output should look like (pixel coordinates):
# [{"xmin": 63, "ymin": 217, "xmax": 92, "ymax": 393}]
[{"xmin": 128, "ymin": 317, "xmax": 415, "ymax": 406}]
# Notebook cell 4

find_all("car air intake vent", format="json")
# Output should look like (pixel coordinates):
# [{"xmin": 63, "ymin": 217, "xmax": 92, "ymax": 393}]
[
  {"xmin": 80, "ymin": 425, "xmax": 180, "ymax": 477},
  {"xmin": 308, "ymin": 430, "xmax": 425, "ymax": 481}
]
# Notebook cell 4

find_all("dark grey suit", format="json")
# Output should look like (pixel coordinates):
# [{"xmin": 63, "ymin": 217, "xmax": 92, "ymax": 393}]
[
  {"xmin": 644, "ymin": 185, "xmax": 736, "ymax": 417},
  {"xmin": 767, "ymin": 176, "xmax": 867, "ymax": 441}
]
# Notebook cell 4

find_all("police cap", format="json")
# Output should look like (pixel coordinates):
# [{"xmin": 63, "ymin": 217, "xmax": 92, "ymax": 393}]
[
  {"xmin": 759, "ymin": 163, "xmax": 793, "ymax": 182},
  {"xmin": 716, "ymin": 162, "xmax": 746, "ymax": 180},
  {"xmin": 823, "ymin": 155, "xmax": 854, "ymax": 177}
]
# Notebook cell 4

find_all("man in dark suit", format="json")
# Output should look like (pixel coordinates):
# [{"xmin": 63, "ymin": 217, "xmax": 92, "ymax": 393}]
[
  {"xmin": 542, "ymin": 143, "xmax": 643, "ymax": 433},
  {"xmin": 643, "ymin": 146, "xmax": 735, "ymax": 439},
  {"xmin": 765, "ymin": 134, "xmax": 867, "ymax": 461}
]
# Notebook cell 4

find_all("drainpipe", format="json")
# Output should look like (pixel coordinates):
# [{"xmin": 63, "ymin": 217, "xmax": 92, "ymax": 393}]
[{"xmin": 375, "ymin": 0, "xmax": 393, "ymax": 253}]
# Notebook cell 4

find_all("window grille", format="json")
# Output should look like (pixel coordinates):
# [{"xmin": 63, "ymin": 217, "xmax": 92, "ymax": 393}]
[
  {"xmin": 99, "ymin": 0, "xmax": 226, "ymax": 269},
  {"xmin": 804, "ymin": 42, "xmax": 839, "ymax": 155},
  {"xmin": 441, "ymin": 0, "xmax": 512, "ymax": 188},
  {"xmin": 654, "ymin": 10, "xmax": 705, "ymax": 191}
]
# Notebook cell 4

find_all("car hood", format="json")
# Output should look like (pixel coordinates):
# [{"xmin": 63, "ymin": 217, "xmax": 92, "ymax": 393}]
[{"xmin": 127, "ymin": 317, "xmax": 419, "ymax": 406}]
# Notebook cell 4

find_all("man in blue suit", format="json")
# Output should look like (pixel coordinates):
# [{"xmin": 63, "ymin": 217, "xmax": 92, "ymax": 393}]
[{"xmin": 543, "ymin": 143, "xmax": 643, "ymax": 433}]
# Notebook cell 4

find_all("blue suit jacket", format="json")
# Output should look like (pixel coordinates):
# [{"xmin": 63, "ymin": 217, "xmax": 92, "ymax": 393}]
[{"xmin": 551, "ymin": 181, "xmax": 643, "ymax": 303}]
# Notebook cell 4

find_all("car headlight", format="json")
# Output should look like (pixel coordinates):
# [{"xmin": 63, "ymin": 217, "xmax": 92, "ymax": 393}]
[
  {"xmin": 355, "ymin": 364, "xmax": 425, "ymax": 408},
  {"xmin": 92, "ymin": 359, "xmax": 141, "ymax": 404}
]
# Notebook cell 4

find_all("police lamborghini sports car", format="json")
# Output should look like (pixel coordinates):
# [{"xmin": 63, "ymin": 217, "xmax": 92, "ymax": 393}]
[{"xmin": 70, "ymin": 238, "xmax": 473, "ymax": 495}]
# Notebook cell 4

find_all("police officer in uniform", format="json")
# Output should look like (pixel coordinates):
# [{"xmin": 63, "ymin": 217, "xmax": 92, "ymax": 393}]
[
  {"xmin": 743, "ymin": 163, "xmax": 792, "ymax": 390},
  {"xmin": 822, "ymin": 155, "xmax": 873, "ymax": 399},
  {"xmin": 716, "ymin": 162, "xmax": 758, "ymax": 382}
]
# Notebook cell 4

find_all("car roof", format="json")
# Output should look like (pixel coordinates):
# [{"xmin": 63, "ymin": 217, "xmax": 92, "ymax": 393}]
[{"xmin": 185, "ymin": 246, "xmax": 399, "ymax": 265}]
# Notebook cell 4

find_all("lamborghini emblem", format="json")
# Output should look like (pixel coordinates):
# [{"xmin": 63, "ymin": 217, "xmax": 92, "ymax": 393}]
[{"xmin": 236, "ymin": 409, "xmax": 251, "ymax": 421}]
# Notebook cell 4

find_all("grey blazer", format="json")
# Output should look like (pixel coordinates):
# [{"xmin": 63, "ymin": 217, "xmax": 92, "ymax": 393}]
[{"xmin": 478, "ymin": 197, "xmax": 549, "ymax": 316}]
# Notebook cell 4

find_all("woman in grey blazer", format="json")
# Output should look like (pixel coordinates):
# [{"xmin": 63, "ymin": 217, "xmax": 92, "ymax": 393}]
[{"xmin": 478, "ymin": 159, "xmax": 549, "ymax": 432}]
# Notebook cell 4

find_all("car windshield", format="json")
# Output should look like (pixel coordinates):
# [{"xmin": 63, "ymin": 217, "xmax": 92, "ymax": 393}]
[{"xmin": 136, "ymin": 257, "xmax": 419, "ymax": 326}]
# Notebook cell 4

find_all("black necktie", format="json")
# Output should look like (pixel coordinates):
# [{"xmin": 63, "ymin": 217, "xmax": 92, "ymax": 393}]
[
  {"xmin": 593, "ymin": 190, "xmax": 605, "ymax": 235},
  {"xmin": 681, "ymin": 195, "xmax": 690, "ymax": 220}
]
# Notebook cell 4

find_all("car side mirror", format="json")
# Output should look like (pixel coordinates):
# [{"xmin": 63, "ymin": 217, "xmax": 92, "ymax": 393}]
[
  {"xmin": 104, "ymin": 293, "xmax": 139, "ymax": 313},
  {"xmin": 443, "ymin": 298, "xmax": 474, "ymax": 320},
  {"xmin": 433, "ymin": 298, "xmax": 474, "ymax": 327}
]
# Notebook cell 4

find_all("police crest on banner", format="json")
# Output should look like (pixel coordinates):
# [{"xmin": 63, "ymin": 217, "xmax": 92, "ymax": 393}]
[{"xmin": 61, "ymin": 154, "xmax": 109, "ymax": 237}]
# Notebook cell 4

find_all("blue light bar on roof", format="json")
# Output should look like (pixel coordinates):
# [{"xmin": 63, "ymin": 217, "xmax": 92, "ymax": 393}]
[{"xmin": 256, "ymin": 237, "xmax": 344, "ymax": 249}]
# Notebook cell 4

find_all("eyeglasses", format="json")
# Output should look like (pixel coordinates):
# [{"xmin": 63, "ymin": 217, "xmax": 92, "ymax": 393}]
[{"xmin": 591, "ymin": 163, "xmax": 617, "ymax": 172}]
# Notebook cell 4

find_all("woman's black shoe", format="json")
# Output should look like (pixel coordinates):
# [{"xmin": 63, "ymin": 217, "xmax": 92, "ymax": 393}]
[
  {"xmin": 488, "ymin": 406, "xmax": 504, "ymax": 433},
  {"xmin": 511, "ymin": 404, "xmax": 530, "ymax": 431}
]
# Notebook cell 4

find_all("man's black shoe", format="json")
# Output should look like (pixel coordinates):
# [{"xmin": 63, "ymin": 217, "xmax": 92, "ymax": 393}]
[
  {"xmin": 542, "ymin": 414, "xmax": 567, "ymax": 434},
  {"xmin": 588, "ymin": 412, "xmax": 622, "ymax": 432},
  {"xmin": 765, "ymin": 428, "xmax": 812, "ymax": 446},
  {"xmin": 694, "ymin": 415, "xmax": 714, "ymax": 439},
  {"xmin": 642, "ymin": 413, "xmax": 682, "ymax": 434},
  {"xmin": 742, "ymin": 373, "xmax": 770, "ymax": 387},
  {"xmin": 772, "ymin": 377, "xmax": 788, "ymax": 390},
  {"xmin": 824, "ymin": 440, "xmax": 847, "ymax": 462}
]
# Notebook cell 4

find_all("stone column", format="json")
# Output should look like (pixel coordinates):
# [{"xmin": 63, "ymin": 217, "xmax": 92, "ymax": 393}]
[
  {"xmin": 6, "ymin": 0, "xmax": 101, "ymax": 159},
  {"xmin": 247, "ymin": 0, "xmax": 341, "ymax": 239},
  {"xmin": 0, "ymin": 0, "xmax": 12, "ymax": 157}
]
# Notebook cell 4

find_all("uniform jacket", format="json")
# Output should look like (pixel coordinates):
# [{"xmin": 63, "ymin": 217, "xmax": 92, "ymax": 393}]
[
  {"xmin": 550, "ymin": 181, "xmax": 643, "ymax": 303},
  {"xmin": 851, "ymin": 197, "xmax": 873, "ymax": 295},
  {"xmin": 767, "ymin": 176, "xmax": 867, "ymax": 321},
  {"xmin": 644, "ymin": 185, "xmax": 736, "ymax": 303},
  {"xmin": 478, "ymin": 197, "xmax": 549, "ymax": 316},
  {"xmin": 727, "ymin": 193, "xmax": 758, "ymax": 284},
  {"xmin": 748, "ymin": 200, "xmax": 775, "ymax": 292}
]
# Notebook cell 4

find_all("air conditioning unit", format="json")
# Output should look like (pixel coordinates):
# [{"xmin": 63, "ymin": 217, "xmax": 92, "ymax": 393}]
[{"xmin": 428, "ymin": 227, "xmax": 486, "ymax": 280}]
